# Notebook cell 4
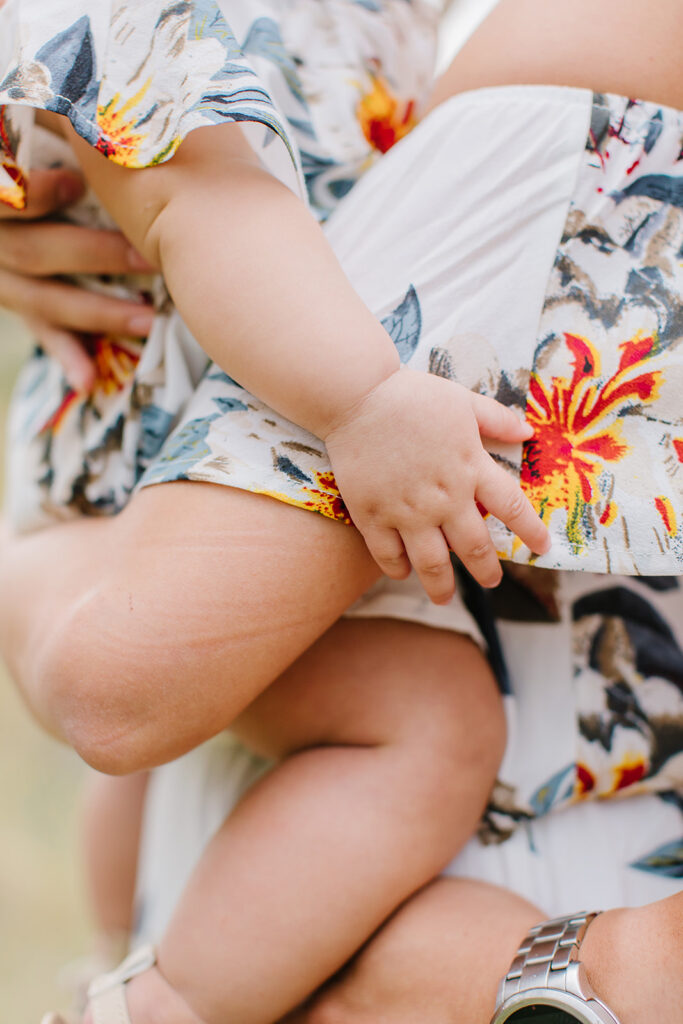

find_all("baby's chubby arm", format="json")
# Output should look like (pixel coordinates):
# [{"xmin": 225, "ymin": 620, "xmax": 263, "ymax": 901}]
[{"xmin": 67, "ymin": 121, "xmax": 549, "ymax": 601}]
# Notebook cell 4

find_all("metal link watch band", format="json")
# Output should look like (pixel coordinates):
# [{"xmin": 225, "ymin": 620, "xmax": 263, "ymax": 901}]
[{"xmin": 497, "ymin": 912, "xmax": 598, "ymax": 1004}]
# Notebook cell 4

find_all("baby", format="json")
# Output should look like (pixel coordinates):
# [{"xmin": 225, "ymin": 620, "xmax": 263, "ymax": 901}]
[{"xmin": 0, "ymin": 3, "xmax": 548, "ymax": 1023}]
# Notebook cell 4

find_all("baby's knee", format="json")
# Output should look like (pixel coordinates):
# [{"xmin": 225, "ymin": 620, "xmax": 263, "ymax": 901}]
[{"xmin": 36, "ymin": 586, "xmax": 174, "ymax": 774}]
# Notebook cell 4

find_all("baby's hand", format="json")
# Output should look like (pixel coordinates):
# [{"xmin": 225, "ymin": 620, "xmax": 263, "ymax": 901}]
[{"xmin": 323, "ymin": 368, "xmax": 550, "ymax": 603}]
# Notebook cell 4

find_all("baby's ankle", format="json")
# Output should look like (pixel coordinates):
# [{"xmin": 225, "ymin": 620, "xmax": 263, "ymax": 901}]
[
  {"xmin": 580, "ymin": 895, "xmax": 683, "ymax": 1024},
  {"xmin": 85, "ymin": 965, "xmax": 205, "ymax": 1024}
]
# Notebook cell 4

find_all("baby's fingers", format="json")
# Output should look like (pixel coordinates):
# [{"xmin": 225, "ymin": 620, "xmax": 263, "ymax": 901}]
[
  {"xmin": 477, "ymin": 462, "xmax": 551, "ymax": 556},
  {"xmin": 442, "ymin": 514, "xmax": 502, "ymax": 589},
  {"xmin": 401, "ymin": 530, "xmax": 455, "ymax": 604},
  {"xmin": 361, "ymin": 525, "xmax": 411, "ymax": 581},
  {"xmin": 470, "ymin": 392, "xmax": 533, "ymax": 443}
]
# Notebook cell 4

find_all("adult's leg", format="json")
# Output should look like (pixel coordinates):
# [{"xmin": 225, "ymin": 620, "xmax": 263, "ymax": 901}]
[
  {"xmin": 0, "ymin": 483, "xmax": 379, "ymax": 774},
  {"xmin": 287, "ymin": 881, "xmax": 683, "ymax": 1024}
]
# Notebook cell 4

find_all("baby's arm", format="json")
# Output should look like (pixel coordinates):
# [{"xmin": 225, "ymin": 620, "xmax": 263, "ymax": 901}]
[{"xmin": 68, "ymin": 121, "xmax": 549, "ymax": 600}]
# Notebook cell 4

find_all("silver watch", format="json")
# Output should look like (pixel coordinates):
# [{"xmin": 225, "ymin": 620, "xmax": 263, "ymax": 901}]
[{"xmin": 490, "ymin": 912, "xmax": 623, "ymax": 1023}]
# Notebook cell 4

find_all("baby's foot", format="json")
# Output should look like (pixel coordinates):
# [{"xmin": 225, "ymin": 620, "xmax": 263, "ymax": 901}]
[
  {"xmin": 581, "ymin": 892, "xmax": 683, "ymax": 1024},
  {"xmin": 82, "ymin": 965, "xmax": 205, "ymax": 1024}
]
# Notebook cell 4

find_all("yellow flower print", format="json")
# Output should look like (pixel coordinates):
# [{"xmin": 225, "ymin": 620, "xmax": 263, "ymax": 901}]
[
  {"xmin": 96, "ymin": 82, "xmax": 179, "ymax": 167},
  {"xmin": 655, "ymin": 495, "xmax": 677, "ymax": 537},
  {"xmin": 41, "ymin": 335, "xmax": 142, "ymax": 434},
  {"xmin": 256, "ymin": 471, "xmax": 351, "ymax": 524},
  {"xmin": 357, "ymin": 73, "xmax": 416, "ymax": 154},
  {"xmin": 521, "ymin": 332, "xmax": 662, "ymax": 552}
]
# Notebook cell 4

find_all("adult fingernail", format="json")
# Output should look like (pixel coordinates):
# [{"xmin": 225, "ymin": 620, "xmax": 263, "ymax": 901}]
[
  {"xmin": 128, "ymin": 310, "xmax": 155, "ymax": 335},
  {"xmin": 127, "ymin": 247, "xmax": 156, "ymax": 272},
  {"xmin": 65, "ymin": 362, "xmax": 95, "ymax": 393},
  {"xmin": 58, "ymin": 174, "xmax": 85, "ymax": 206}
]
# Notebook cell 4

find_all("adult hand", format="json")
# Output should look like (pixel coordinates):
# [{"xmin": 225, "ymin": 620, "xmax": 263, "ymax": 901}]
[{"xmin": 0, "ymin": 167, "xmax": 157, "ymax": 390}]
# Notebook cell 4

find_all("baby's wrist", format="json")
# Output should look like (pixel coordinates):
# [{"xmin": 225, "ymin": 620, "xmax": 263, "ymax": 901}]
[{"xmin": 317, "ymin": 363, "xmax": 403, "ymax": 444}]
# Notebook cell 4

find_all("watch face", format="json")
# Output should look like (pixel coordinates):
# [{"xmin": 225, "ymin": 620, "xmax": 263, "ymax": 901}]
[{"xmin": 506, "ymin": 1010, "xmax": 582, "ymax": 1023}]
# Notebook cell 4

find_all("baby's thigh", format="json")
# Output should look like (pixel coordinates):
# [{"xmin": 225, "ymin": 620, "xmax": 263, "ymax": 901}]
[
  {"xmin": 233, "ymin": 617, "xmax": 504, "ymax": 771},
  {"xmin": 112, "ymin": 479, "xmax": 378, "ymax": 688},
  {"xmin": 41, "ymin": 480, "xmax": 381, "ymax": 771}
]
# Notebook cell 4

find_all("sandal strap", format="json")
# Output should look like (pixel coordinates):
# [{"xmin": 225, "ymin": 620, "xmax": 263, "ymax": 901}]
[
  {"xmin": 87, "ymin": 946, "xmax": 157, "ymax": 1024},
  {"xmin": 89, "ymin": 985, "xmax": 131, "ymax": 1024}
]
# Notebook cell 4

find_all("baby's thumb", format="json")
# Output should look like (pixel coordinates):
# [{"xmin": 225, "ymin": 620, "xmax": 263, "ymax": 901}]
[{"xmin": 470, "ymin": 392, "xmax": 533, "ymax": 441}]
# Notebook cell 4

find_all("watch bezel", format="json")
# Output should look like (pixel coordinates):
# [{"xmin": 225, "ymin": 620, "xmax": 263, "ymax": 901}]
[{"xmin": 492, "ymin": 988, "xmax": 620, "ymax": 1024}]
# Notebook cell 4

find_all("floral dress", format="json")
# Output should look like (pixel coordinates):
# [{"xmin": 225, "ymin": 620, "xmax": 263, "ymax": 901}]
[{"xmin": 0, "ymin": 2, "xmax": 680, "ymax": 889}]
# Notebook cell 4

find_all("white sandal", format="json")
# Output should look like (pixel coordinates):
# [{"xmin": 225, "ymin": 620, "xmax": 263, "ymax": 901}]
[{"xmin": 41, "ymin": 945, "xmax": 157, "ymax": 1024}]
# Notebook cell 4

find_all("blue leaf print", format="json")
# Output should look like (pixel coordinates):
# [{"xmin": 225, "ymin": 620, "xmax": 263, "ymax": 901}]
[
  {"xmin": 631, "ymin": 838, "xmax": 683, "ymax": 878},
  {"xmin": 328, "ymin": 178, "xmax": 356, "ymax": 200},
  {"xmin": 275, "ymin": 454, "xmax": 313, "ymax": 484},
  {"xmin": 616, "ymin": 174, "xmax": 683, "ymax": 209},
  {"xmin": 381, "ymin": 286, "xmax": 422, "ymax": 363},
  {"xmin": 242, "ymin": 18, "xmax": 307, "ymax": 109},
  {"xmin": 184, "ymin": 1, "xmax": 260, "ymax": 88},
  {"xmin": 207, "ymin": 369, "xmax": 239, "ymax": 386},
  {"xmin": 140, "ymin": 414, "xmax": 219, "ymax": 484},
  {"xmin": 212, "ymin": 396, "xmax": 248, "ymax": 413},
  {"xmin": 185, "ymin": 0, "xmax": 241, "ymax": 53},
  {"xmin": 529, "ymin": 764, "xmax": 575, "ymax": 817},
  {"xmin": 289, "ymin": 116, "xmax": 316, "ymax": 140},
  {"xmin": 138, "ymin": 404, "xmax": 176, "ymax": 463},
  {"xmin": 643, "ymin": 110, "xmax": 664, "ymax": 154},
  {"xmin": 36, "ymin": 16, "xmax": 97, "ymax": 110}
]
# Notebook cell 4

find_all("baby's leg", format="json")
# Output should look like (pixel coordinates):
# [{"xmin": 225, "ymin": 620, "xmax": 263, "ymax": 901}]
[
  {"xmin": 60, "ymin": 772, "xmax": 148, "ymax": 1014},
  {"xmin": 0, "ymin": 482, "xmax": 380, "ymax": 772},
  {"xmin": 122, "ymin": 617, "xmax": 505, "ymax": 1024},
  {"xmin": 81, "ymin": 770, "xmax": 148, "ymax": 941}
]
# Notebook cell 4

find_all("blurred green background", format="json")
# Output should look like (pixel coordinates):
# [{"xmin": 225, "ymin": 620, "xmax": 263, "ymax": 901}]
[{"xmin": 0, "ymin": 313, "xmax": 90, "ymax": 1023}]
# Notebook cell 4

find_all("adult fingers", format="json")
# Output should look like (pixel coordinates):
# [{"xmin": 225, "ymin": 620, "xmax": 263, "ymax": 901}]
[
  {"xmin": 0, "ymin": 222, "xmax": 155, "ymax": 277},
  {"xmin": 401, "ymin": 529, "xmax": 455, "ymax": 604},
  {"xmin": 360, "ymin": 524, "xmax": 411, "ymax": 581},
  {"xmin": 476, "ymin": 461, "xmax": 551, "ymax": 556},
  {"xmin": 470, "ymin": 392, "xmax": 533, "ymax": 443},
  {"xmin": 0, "ymin": 168, "xmax": 85, "ymax": 220},
  {"xmin": 26, "ymin": 318, "xmax": 96, "ymax": 392},
  {"xmin": 0, "ymin": 268, "xmax": 155, "ymax": 337},
  {"xmin": 442, "ymin": 512, "xmax": 502, "ymax": 589}
]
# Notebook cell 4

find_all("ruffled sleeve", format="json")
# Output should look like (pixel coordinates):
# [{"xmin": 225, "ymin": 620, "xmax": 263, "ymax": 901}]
[{"xmin": 0, "ymin": 0, "xmax": 307, "ymax": 210}]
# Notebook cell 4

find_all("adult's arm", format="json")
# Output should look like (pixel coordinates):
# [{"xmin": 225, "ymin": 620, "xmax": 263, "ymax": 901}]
[
  {"xmin": 287, "ymin": 878, "xmax": 682, "ymax": 1024},
  {"xmin": 0, "ymin": 167, "xmax": 155, "ymax": 390}
]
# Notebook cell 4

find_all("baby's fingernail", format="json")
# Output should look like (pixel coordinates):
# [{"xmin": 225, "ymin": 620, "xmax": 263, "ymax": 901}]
[
  {"xmin": 485, "ymin": 573, "xmax": 503, "ymax": 589},
  {"xmin": 128, "ymin": 310, "xmax": 155, "ymax": 335},
  {"xmin": 58, "ymin": 174, "xmax": 85, "ymax": 206},
  {"xmin": 127, "ymin": 247, "xmax": 156, "ymax": 272}
]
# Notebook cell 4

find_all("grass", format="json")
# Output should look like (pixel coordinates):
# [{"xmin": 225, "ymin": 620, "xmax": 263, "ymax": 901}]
[{"xmin": 0, "ymin": 312, "xmax": 90, "ymax": 1022}]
